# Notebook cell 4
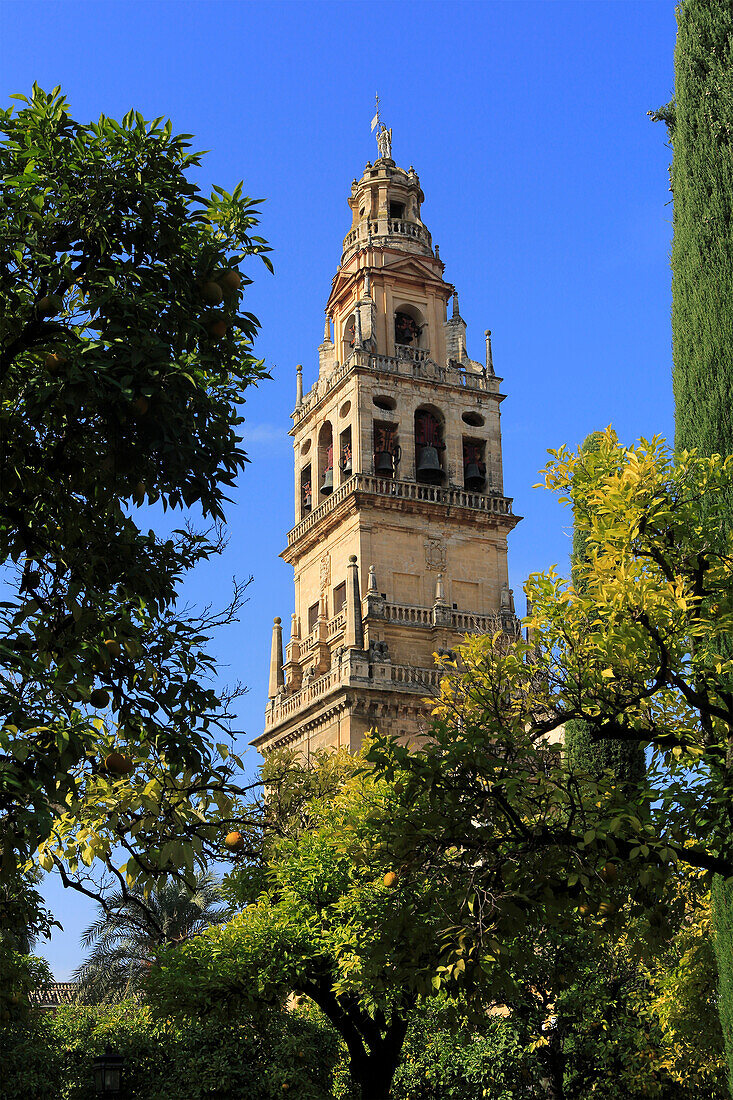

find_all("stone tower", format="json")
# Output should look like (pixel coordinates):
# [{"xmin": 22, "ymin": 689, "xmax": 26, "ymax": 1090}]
[{"xmin": 254, "ymin": 130, "xmax": 521, "ymax": 758}]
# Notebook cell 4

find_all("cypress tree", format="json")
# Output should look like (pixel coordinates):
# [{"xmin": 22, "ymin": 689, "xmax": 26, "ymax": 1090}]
[
  {"xmin": 670, "ymin": 0, "xmax": 733, "ymax": 473},
  {"xmin": 565, "ymin": 432, "xmax": 646, "ymax": 788},
  {"xmin": 661, "ymin": 1, "xmax": 733, "ymax": 1087}
]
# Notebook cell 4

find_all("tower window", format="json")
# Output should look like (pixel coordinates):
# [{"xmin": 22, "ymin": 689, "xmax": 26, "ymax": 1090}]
[
  {"xmin": 415, "ymin": 409, "xmax": 445, "ymax": 485},
  {"xmin": 339, "ymin": 427, "xmax": 353, "ymax": 481},
  {"xmin": 333, "ymin": 581, "xmax": 347, "ymax": 615},
  {"xmin": 318, "ymin": 422, "xmax": 334, "ymax": 499},
  {"xmin": 343, "ymin": 312, "xmax": 357, "ymax": 358},
  {"xmin": 300, "ymin": 463, "xmax": 312, "ymax": 517},
  {"xmin": 463, "ymin": 438, "xmax": 487, "ymax": 492},
  {"xmin": 374, "ymin": 421, "xmax": 400, "ymax": 479},
  {"xmin": 394, "ymin": 304, "xmax": 427, "ymax": 351},
  {"xmin": 389, "ymin": 201, "xmax": 404, "ymax": 220},
  {"xmin": 308, "ymin": 602, "xmax": 319, "ymax": 633},
  {"xmin": 395, "ymin": 311, "xmax": 420, "ymax": 346}
]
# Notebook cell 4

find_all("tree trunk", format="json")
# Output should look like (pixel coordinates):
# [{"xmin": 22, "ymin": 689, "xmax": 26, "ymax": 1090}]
[
  {"xmin": 303, "ymin": 980, "xmax": 411, "ymax": 1100},
  {"xmin": 352, "ymin": 1051, "xmax": 401, "ymax": 1100},
  {"xmin": 541, "ymin": 1027, "xmax": 566, "ymax": 1100}
]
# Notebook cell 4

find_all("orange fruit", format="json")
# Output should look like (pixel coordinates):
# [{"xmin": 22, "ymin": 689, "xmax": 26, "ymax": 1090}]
[
  {"xmin": 103, "ymin": 639, "xmax": 122, "ymax": 659},
  {"xmin": 219, "ymin": 270, "xmax": 241, "ymax": 293},
  {"xmin": 202, "ymin": 280, "xmax": 224, "ymax": 305},
  {"xmin": 383, "ymin": 871, "xmax": 398, "ymax": 888},
  {"xmin": 104, "ymin": 751, "xmax": 134, "ymax": 775},
  {"xmin": 224, "ymin": 831, "xmax": 245, "ymax": 852},
  {"xmin": 37, "ymin": 295, "xmax": 62, "ymax": 317},
  {"xmin": 599, "ymin": 862, "xmax": 617, "ymax": 885},
  {"xmin": 133, "ymin": 396, "xmax": 149, "ymax": 416},
  {"xmin": 207, "ymin": 317, "xmax": 228, "ymax": 340},
  {"xmin": 44, "ymin": 352, "xmax": 67, "ymax": 372},
  {"xmin": 90, "ymin": 688, "xmax": 110, "ymax": 708},
  {"xmin": 132, "ymin": 481, "xmax": 147, "ymax": 505}
]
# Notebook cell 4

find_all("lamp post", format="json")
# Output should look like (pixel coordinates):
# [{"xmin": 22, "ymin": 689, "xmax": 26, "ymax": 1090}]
[{"xmin": 93, "ymin": 1045, "xmax": 123, "ymax": 1095}]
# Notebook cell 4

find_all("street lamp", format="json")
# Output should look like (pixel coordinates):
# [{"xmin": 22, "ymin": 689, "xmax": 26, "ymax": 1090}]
[{"xmin": 93, "ymin": 1045, "xmax": 123, "ymax": 1095}]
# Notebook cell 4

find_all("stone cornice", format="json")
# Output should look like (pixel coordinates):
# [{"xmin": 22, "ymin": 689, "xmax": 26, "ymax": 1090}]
[{"xmin": 291, "ymin": 350, "xmax": 503, "ymax": 432}]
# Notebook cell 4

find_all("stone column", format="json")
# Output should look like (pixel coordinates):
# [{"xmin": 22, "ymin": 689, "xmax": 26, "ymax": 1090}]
[
  {"xmin": 432, "ymin": 573, "xmax": 452, "ymax": 628},
  {"xmin": 268, "ymin": 617, "xmax": 284, "ymax": 698},
  {"xmin": 283, "ymin": 612, "xmax": 302, "ymax": 693},
  {"xmin": 344, "ymin": 555, "xmax": 364, "ymax": 649},
  {"xmin": 485, "ymin": 330, "xmax": 494, "ymax": 376},
  {"xmin": 315, "ymin": 592, "xmax": 331, "ymax": 673},
  {"xmin": 362, "ymin": 564, "xmax": 386, "ymax": 620}
]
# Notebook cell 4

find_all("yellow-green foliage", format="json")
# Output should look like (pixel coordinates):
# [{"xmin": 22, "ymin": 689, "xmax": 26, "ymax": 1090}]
[{"xmin": 565, "ymin": 432, "xmax": 646, "ymax": 789}]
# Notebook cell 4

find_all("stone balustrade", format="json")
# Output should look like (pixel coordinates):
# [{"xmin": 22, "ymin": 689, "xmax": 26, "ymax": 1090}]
[
  {"xmin": 388, "ymin": 664, "xmax": 443, "ymax": 688},
  {"xmin": 343, "ymin": 219, "xmax": 432, "ymax": 253},
  {"xmin": 382, "ymin": 602, "xmax": 510, "ymax": 635},
  {"xmin": 287, "ymin": 474, "xmax": 514, "ymax": 548},
  {"xmin": 395, "ymin": 343, "xmax": 430, "ymax": 362},
  {"xmin": 383, "ymin": 602, "xmax": 433, "ymax": 626},
  {"xmin": 264, "ymin": 656, "xmax": 442, "ymax": 730},
  {"xmin": 328, "ymin": 609, "xmax": 346, "ymax": 638},
  {"xmin": 266, "ymin": 663, "xmax": 346, "ymax": 726}
]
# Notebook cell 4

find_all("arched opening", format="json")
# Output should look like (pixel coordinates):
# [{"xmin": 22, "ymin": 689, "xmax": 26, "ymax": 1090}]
[
  {"xmin": 339, "ymin": 426, "xmax": 352, "ymax": 483},
  {"xmin": 317, "ymin": 422, "xmax": 334, "ymax": 500},
  {"xmin": 300, "ymin": 463, "xmax": 312, "ymax": 517},
  {"xmin": 394, "ymin": 303, "xmax": 427, "ymax": 353},
  {"xmin": 373, "ymin": 421, "xmax": 400, "ymax": 480},
  {"xmin": 414, "ymin": 406, "xmax": 445, "ymax": 485},
  {"xmin": 463, "ymin": 437, "xmax": 487, "ymax": 492},
  {"xmin": 342, "ymin": 313, "xmax": 357, "ymax": 360}
]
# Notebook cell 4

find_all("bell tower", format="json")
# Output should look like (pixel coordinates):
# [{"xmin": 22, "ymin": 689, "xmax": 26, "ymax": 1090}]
[{"xmin": 254, "ymin": 126, "xmax": 521, "ymax": 757}]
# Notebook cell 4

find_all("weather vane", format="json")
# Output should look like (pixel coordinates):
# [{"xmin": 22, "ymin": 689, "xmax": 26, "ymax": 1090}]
[{"xmin": 371, "ymin": 93, "xmax": 392, "ymax": 161}]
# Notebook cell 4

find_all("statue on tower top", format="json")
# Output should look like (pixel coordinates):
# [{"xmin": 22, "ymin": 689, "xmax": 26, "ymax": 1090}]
[
  {"xmin": 376, "ymin": 124, "xmax": 392, "ymax": 160},
  {"xmin": 370, "ymin": 94, "xmax": 392, "ymax": 160}
]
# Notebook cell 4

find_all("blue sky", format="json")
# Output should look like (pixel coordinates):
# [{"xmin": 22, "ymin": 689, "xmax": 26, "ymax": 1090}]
[{"xmin": 3, "ymin": 0, "xmax": 677, "ymax": 977}]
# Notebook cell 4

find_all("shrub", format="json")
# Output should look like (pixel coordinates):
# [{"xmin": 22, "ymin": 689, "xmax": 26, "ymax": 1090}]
[{"xmin": 0, "ymin": 1003, "xmax": 339, "ymax": 1099}]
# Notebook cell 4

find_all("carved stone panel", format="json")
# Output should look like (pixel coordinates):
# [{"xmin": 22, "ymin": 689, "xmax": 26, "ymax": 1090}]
[
  {"xmin": 320, "ymin": 552, "xmax": 331, "ymax": 592},
  {"xmin": 425, "ymin": 537, "xmax": 447, "ymax": 572}
]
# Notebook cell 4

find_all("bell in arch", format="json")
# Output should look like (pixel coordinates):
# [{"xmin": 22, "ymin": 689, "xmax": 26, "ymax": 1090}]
[
  {"xmin": 463, "ymin": 441, "xmax": 486, "ymax": 491},
  {"xmin": 374, "ymin": 450, "xmax": 394, "ymax": 476},
  {"xmin": 320, "ymin": 443, "xmax": 334, "ymax": 496},
  {"xmin": 464, "ymin": 462, "xmax": 485, "ymax": 491},
  {"xmin": 416, "ymin": 445, "xmax": 443, "ymax": 483}
]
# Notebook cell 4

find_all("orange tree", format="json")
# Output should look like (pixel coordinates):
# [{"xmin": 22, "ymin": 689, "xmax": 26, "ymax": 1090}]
[
  {"xmin": 146, "ymin": 745, "xmax": 725, "ymax": 1100},
  {"xmin": 0, "ymin": 84, "xmax": 271, "ymax": 981},
  {"xmin": 147, "ymin": 750, "xmax": 474, "ymax": 1100},
  {"xmin": 367, "ymin": 431, "xmax": 733, "ymax": 1003}
]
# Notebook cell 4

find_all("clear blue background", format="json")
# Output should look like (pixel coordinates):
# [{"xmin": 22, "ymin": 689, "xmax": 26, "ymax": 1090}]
[{"xmin": 2, "ymin": 0, "xmax": 677, "ymax": 978}]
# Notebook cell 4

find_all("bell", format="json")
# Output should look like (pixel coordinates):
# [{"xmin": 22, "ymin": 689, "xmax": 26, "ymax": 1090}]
[
  {"xmin": 416, "ymin": 445, "xmax": 442, "ymax": 483},
  {"xmin": 464, "ymin": 462, "xmax": 485, "ymax": 491},
  {"xmin": 374, "ymin": 450, "xmax": 394, "ymax": 476},
  {"xmin": 341, "ymin": 453, "xmax": 352, "ymax": 475},
  {"xmin": 320, "ymin": 467, "xmax": 333, "ymax": 495}
]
